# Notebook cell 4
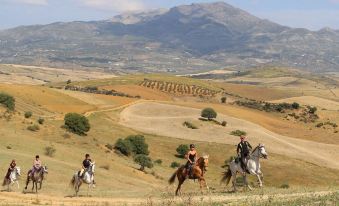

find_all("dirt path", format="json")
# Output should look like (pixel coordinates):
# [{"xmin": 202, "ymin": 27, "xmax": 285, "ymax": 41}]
[
  {"xmin": 0, "ymin": 190, "xmax": 335, "ymax": 205},
  {"xmin": 119, "ymin": 102, "xmax": 339, "ymax": 170}
]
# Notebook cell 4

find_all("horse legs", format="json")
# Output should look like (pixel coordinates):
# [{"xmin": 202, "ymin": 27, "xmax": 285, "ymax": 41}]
[
  {"xmin": 39, "ymin": 181, "xmax": 42, "ymax": 190},
  {"xmin": 256, "ymin": 173, "xmax": 263, "ymax": 187},
  {"xmin": 25, "ymin": 176, "xmax": 30, "ymax": 190},
  {"xmin": 243, "ymin": 175, "xmax": 252, "ymax": 191},
  {"xmin": 231, "ymin": 172, "xmax": 237, "ymax": 192},
  {"xmin": 16, "ymin": 180, "xmax": 20, "ymax": 189},
  {"xmin": 175, "ymin": 179, "xmax": 184, "ymax": 196}
]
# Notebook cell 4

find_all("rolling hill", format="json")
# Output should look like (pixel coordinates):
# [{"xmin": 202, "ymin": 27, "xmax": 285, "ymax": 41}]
[{"xmin": 0, "ymin": 2, "xmax": 338, "ymax": 73}]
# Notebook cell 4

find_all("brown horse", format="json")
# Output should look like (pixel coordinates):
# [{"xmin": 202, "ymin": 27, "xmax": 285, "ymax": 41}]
[{"xmin": 168, "ymin": 155, "xmax": 209, "ymax": 195}]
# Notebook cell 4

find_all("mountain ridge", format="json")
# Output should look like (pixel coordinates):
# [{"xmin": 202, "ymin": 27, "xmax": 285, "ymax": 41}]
[{"xmin": 0, "ymin": 1, "xmax": 338, "ymax": 73}]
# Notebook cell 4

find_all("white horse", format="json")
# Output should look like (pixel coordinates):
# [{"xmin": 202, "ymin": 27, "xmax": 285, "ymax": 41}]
[
  {"xmin": 2, "ymin": 167, "xmax": 21, "ymax": 191},
  {"xmin": 70, "ymin": 162, "xmax": 95, "ymax": 196},
  {"xmin": 222, "ymin": 144, "xmax": 268, "ymax": 191}
]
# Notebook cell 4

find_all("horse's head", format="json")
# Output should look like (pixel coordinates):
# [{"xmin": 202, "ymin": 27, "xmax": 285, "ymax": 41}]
[
  {"xmin": 258, "ymin": 144, "xmax": 268, "ymax": 159},
  {"xmin": 15, "ymin": 167, "xmax": 21, "ymax": 176},
  {"xmin": 43, "ymin": 165, "xmax": 49, "ymax": 174},
  {"xmin": 90, "ymin": 162, "xmax": 96, "ymax": 173},
  {"xmin": 201, "ymin": 154, "xmax": 209, "ymax": 172}
]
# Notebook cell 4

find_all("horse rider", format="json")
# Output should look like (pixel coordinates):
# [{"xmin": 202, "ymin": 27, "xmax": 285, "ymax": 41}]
[
  {"xmin": 3, "ymin": 159, "xmax": 16, "ymax": 185},
  {"xmin": 237, "ymin": 135, "xmax": 252, "ymax": 174},
  {"xmin": 28, "ymin": 155, "xmax": 42, "ymax": 177},
  {"xmin": 185, "ymin": 144, "xmax": 198, "ymax": 178},
  {"xmin": 79, "ymin": 154, "xmax": 96, "ymax": 185}
]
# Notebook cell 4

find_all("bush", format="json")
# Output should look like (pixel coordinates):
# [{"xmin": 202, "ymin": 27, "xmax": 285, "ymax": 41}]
[
  {"xmin": 0, "ymin": 93, "xmax": 15, "ymax": 111},
  {"xmin": 183, "ymin": 121, "xmax": 198, "ymax": 129},
  {"xmin": 221, "ymin": 121, "xmax": 227, "ymax": 127},
  {"xmin": 221, "ymin": 97, "xmax": 227, "ymax": 103},
  {"xmin": 114, "ymin": 138, "xmax": 133, "ymax": 156},
  {"xmin": 154, "ymin": 159, "xmax": 162, "ymax": 165},
  {"xmin": 176, "ymin": 144, "xmax": 189, "ymax": 158},
  {"xmin": 308, "ymin": 106, "xmax": 317, "ymax": 114},
  {"xmin": 170, "ymin": 161, "xmax": 180, "ymax": 168},
  {"xmin": 134, "ymin": 154, "xmax": 153, "ymax": 171},
  {"xmin": 280, "ymin": 183, "xmax": 290, "ymax": 189},
  {"xmin": 230, "ymin": 130, "xmax": 247, "ymax": 136},
  {"xmin": 66, "ymin": 79, "xmax": 72, "ymax": 84},
  {"xmin": 27, "ymin": 124, "xmax": 40, "ymax": 132},
  {"xmin": 64, "ymin": 113, "xmax": 90, "ymax": 135},
  {"xmin": 24, "ymin": 111, "xmax": 33, "ymax": 118},
  {"xmin": 44, "ymin": 146, "xmax": 56, "ymax": 157},
  {"xmin": 114, "ymin": 135, "xmax": 149, "ymax": 156},
  {"xmin": 38, "ymin": 117, "xmax": 45, "ymax": 125},
  {"xmin": 291, "ymin": 102, "xmax": 300, "ymax": 109},
  {"xmin": 201, "ymin": 108, "xmax": 217, "ymax": 120},
  {"xmin": 125, "ymin": 135, "xmax": 149, "ymax": 155}
]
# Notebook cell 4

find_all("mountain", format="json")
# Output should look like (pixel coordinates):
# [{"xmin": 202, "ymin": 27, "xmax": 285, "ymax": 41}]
[{"xmin": 0, "ymin": 2, "xmax": 338, "ymax": 73}]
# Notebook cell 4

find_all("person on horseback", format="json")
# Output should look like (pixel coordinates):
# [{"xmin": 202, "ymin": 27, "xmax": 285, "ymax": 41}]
[
  {"xmin": 3, "ymin": 160, "xmax": 16, "ymax": 186},
  {"xmin": 237, "ymin": 136, "xmax": 252, "ymax": 174},
  {"xmin": 79, "ymin": 154, "xmax": 95, "ymax": 185},
  {"xmin": 28, "ymin": 155, "xmax": 42, "ymax": 177},
  {"xmin": 184, "ymin": 144, "xmax": 198, "ymax": 178}
]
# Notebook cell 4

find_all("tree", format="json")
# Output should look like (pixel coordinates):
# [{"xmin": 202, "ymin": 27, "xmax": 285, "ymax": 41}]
[
  {"xmin": 114, "ymin": 138, "xmax": 133, "ymax": 156},
  {"xmin": 64, "ymin": 113, "xmax": 90, "ymax": 135},
  {"xmin": 125, "ymin": 135, "xmax": 149, "ymax": 155},
  {"xmin": 176, "ymin": 144, "xmax": 189, "ymax": 158},
  {"xmin": 221, "ymin": 97, "xmax": 227, "ymax": 103},
  {"xmin": 201, "ymin": 108, "xmax": 217, "ymax": 120},
  {"xmin": 0, "ymin": 93, "xmax": 15, "ymax": 111},
  {"xmin": 134, "ymin": 154, "xmax": 153, "ymax": 171},
  {"xmin": 308, "ymin": 106, "xmax": 317, "ymax": 114}
]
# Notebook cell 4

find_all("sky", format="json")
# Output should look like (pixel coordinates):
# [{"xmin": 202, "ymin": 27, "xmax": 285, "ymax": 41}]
[{"xmin": 0, "ymin": 0, "xmax": 338, "ymax": 30}]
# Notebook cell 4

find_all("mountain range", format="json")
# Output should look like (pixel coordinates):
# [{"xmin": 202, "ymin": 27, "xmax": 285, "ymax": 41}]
[{"xmin": 0, "ymin": 2, "xmax": 338, "ymax": 73}]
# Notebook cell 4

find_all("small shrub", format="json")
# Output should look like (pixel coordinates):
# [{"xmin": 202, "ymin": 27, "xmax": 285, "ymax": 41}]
[
  {"xmin": 64, "ymin": 113, "xmax": 90, "ymax": 135},
  {"xmin": 125, "ymin": 135, "xmax": 149, "ymax": 155},
  {"xmin": 6, "ymin": 145, "xmax": 12, "ymax": 149},
  {"xmin": 221, "ymin": 121, "xmax": 227, "ymax": 127},
  {"xmin": 134, "ymin": 154, "xmax": 153, "ymax": 171},
  {"xmin": 27, "ymin": 124, "xmax": 40, "ymax": 132},
  {"xmin": 280, "ymin": 183, "xmax": 290, "ymax": 189},
  {"xmin": 170, "ymin": 161, "xmax": 180, "ymax": 168},
  {"xmin": 0, "ymin": 93, "xmax": 15, "ymax": 111},
  {"xmin": 176, "ymin": 144, "xmax": 189, "ymax": 158},
  {"xmin": 38, "ymin": 117, "xmax": 45, "ymax": 125},
  {"xmin": 44, "ymin": 146, "xmax": 56, "ymax": 157},
  {"xmin": 24, "ymin": 111, "xmax": 33, "ymax": 118},
  {"xmin": 66, "ymin": 79, "xmax": 72, "ymax": 84},
  {"xmin": 183, "ymin": 121, "xmax": 198, "ymax": 129},
  {"xmin": 105, "ymin": 143, "xmax": 114, "ymax": 151},
  {"xmin": 154, "ymin": 159, "xmax": 162, "ymax": 165},
  {"xmin": 308, "ymin": 106, "xmax": 317, "ymax": 114},
  {"xmin": 201, "ymin": 108, "xmax": 217, "ymax": 120},
  {"xmin": 221, "ymin": 97, "xmax": 227, "ymax": 103},
  {"xmin": 316, "ymin": 122, "xmax": 324, "ymax": 128},
  {"xmin": 230, "ymin": 130, "xmax": 247, "ymax": 136}
]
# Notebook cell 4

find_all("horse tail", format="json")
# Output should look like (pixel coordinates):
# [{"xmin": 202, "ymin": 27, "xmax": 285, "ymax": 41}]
[
  {"xmin": 168, "ymin": 170, "xmax": 177, "ymax": 185},
  {"xmin": 70, "ymin": 174, "xmax": 76, "ymax": 187},
  {"xmin": 221, "ymin": 166, "xmax": 232, "ymax": 185}
]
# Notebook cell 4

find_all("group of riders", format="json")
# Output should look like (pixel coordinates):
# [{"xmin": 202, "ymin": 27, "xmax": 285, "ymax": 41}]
[
  {"xmin": 184, "ymin": 135, "xmax": 251, "ymax": 178},
  {"xmin": 2, "ymin": 154, "xmax": 96, "ymax": 188},
  {"xmin": 2, "ymin": 135, "xmax": 252, "ymax": 188}
]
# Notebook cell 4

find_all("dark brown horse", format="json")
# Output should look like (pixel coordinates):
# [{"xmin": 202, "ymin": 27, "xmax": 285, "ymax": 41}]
[{"xmin": 168, "ymin": 155, "xmax": 209, "ymax": 195}]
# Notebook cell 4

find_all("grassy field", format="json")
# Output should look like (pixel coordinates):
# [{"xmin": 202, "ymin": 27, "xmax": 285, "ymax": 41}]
[{"xmin": 0, "ymin": 72, "xmax": 338, "ymax": 205}]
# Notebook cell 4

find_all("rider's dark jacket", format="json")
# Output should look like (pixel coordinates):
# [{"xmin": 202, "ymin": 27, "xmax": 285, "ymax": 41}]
[
  {"xmin": 237, "ymin": 141, "xmax": 252, "ymax": 156},
  {"xmin": 82, "ymin": 159, "xmax": 92, "ymax": 169},
  {"xmin": 185, "ymin": 153, "xmax": 196, "ymax": 168}
]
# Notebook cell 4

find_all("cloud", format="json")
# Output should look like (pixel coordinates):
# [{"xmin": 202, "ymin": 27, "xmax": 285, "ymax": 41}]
[
  {"xmin": 79, "ymin": 0, "xmax": 146, "ymax": 12},
  {"xmin": 13, "ymin": 0, "xmax": 48, "ymax": 5}
]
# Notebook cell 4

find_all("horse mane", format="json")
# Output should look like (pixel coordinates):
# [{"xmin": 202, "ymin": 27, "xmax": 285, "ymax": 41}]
[{"xmin": 251, "ymin": 144, "xmax": 264, "ymax": 155}]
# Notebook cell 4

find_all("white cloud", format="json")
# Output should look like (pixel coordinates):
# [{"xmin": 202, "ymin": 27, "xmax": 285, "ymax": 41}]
[
  {"xmin": 13, "ymin": 0, "xmax": 48, "ymax": 5},
  {"xmin": 79, "ymin": 0, "xmax": 146, "ymax": 12}
]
